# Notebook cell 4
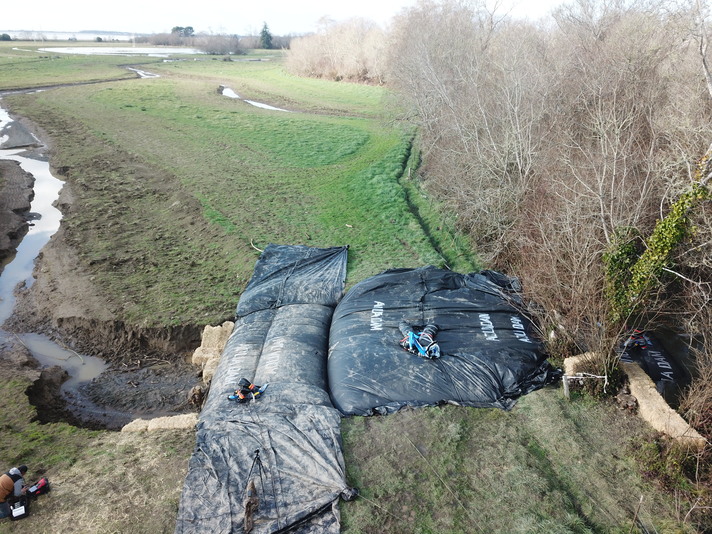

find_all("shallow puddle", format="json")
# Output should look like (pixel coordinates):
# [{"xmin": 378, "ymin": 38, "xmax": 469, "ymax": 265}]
[
  {"xmin": 17, "ymin": 333, "xmax": 108, "ymax": 388},
  {"xmin": 220, "ymin": 85, "xmax": 290, "ymax": 112},
  {"xmin": 127, "ymin": 67, "xmax": 160, "ymax": 79},
  {"xmin": 39, "ymin": 46, "xmax": 202, "ymax": 56},
  {"xmin": 0, "ymin": 114, "xmax": 63, "ymax": 327}
]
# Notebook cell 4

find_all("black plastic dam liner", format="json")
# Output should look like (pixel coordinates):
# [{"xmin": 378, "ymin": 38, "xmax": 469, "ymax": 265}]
[
  {"xmin": 620, "ymin": 330, "xmax": 692, "ymax": 404},
  {"xmin": 176, "ymin": 245, "xmax": 349, "ymax": 534},
  {"xmin": 328, "ymin": 266, "xmax": 560, "ymax": 416}
]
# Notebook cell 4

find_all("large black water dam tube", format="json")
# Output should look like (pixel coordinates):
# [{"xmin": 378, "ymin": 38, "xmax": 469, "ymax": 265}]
[
  {"xmin": 328, "ymin": 266, "xmax": 560, "ymax": 416},
  {"xmin": 175, "ymin": 245, "xmax": 351, "ymax": 534},
  {"xmin": 175, "ymin": 246, "xmax": 559, "ymax": 533}
]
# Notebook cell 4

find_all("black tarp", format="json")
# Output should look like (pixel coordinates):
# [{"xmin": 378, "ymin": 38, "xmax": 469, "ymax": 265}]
[
  {"xmin": 620, "ymin": 330, "xmax": 692, "ymax": 404},
  {"xmin": 327, "ymin": 266, "xmax": 559, "ymax": 416},
  {"xmin": 175, "ymin": 244, "xmax": 350, "ymax": 534}
]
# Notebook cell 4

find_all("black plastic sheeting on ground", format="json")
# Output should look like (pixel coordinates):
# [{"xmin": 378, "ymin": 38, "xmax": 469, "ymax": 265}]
[
  {"xmin": 328, "ymin": 266, "xmax": 560, "ymax": 416},
  {"xmin": 620, "ymin": 330, "xmax": 692, "ymax": 404},
  {"xmin": 175, "ymin": 244, "xmax": 350, "ymax": 534}
]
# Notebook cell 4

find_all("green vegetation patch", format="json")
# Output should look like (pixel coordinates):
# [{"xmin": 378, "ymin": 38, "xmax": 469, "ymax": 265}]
[
  {"xmin": 4, "ymin": 59, "xmax": 474, "ymax": 325},
  {"xmin": 153, "ymin": 52, "xmax": 388, "ymax": 117},
  {"xmin": 0, "ymin": 377, "xmax": 98, "ymax": 476},
  {"xmin": 88, "ymin": 78, "xmax": 372, "ymax": 168},
  {"xmin": 341, "ymin": 389, "xmax": 696, "ymax": 534},
  {"xmin": 0, "ymin": 42, "xmax": 148, "ymax": 90}
]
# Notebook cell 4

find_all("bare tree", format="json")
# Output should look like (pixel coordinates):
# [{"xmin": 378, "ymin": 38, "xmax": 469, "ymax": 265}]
[
  {"xmin": 285, "ymin": 18, "xmax": 387, "ymax": 82},
  {"xmin": 196, "ymin": 34, "xmax": 244, "ymax": 56},
  {"xmin": 387, "ymin": 1, "xmax": 548, "ymax": 261},
  {"xmin": 386, "ymin": 0, "xmax": 711, "ymax": 357}
]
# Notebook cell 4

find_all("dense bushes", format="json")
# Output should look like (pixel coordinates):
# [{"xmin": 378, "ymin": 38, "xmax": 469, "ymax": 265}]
[
  {"xmin": 385, "ymin": 0, "xmax": 711, "ymax": 355},
  {"xmin": 286, "ymin": 0, "xmax": 712, "ymax": 390},
  {"xmin": 383, "ymin": 2, "xmax": 712, "ymax": 525},
  {"xmin": 285, "ymin": 18, "xmax": 387, "ymax": 83}
]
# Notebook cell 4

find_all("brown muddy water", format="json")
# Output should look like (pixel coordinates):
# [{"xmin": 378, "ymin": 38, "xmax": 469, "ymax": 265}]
[{"xmin": 0, "ymin": 100, "xmax": 136, "ymax": 432}]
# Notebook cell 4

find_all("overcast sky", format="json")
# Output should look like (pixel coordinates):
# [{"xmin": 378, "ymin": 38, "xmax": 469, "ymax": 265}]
[{"xmin": 1, "ymin": 0, "xmax": 565, "ymax": 36}]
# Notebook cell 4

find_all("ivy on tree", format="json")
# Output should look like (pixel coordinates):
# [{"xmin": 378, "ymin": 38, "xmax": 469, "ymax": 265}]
[{"xmin": 605, "ymin": 155, "xmax": 712, "ymax": 323}]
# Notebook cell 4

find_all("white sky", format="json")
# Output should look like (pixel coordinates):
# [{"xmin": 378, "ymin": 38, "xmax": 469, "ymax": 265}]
[{"xmin": 1, "ymin": 0, "xmax": 565, "ymax": 36}]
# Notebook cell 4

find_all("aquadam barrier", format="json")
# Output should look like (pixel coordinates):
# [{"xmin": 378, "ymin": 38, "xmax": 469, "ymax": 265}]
[
  {"xmin": 176, "ymin": 251, "xmax": 561, "ymax": 533},
  {"xmin": 327, "ymin": 266, "xmax": 560, "ymax": 415},
  {"xmin": 176, "ymin": 245, "xmax": 350, "ymax": 534}
]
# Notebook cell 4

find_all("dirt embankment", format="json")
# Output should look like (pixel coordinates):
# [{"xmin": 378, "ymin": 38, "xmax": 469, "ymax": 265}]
[
  {"xmin": 0, "ymin": 115, "xmax": 205, "ymax": 427},
  {"xmin": 1, "ymin": 113, "xmax": 52, "ymax": 264},
  {"xmin": 0, "ymin": 160, "xmax": 34, "ymax": 262},
  {"xmin": 7, "ymin": 215, "xmax": 205, "ymax": 426}
]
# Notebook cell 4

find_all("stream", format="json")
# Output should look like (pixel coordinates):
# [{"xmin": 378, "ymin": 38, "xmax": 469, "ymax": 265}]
[
  {"xmin": 0, "ymin": 100, "xmax": 113, "ymax": 421},
  {"xmin": 1, "ymin": 64, "xmax": 204, "ymax": 429}
]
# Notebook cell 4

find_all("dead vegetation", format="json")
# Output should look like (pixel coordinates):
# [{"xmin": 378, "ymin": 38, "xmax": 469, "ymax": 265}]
[
  {"xmin": 359, "ymin": 0, "xmax": 712, "ymax": 527},
  {"xmin": 285, "ymin": 18, "xmax": 387, "ymax": 83}
]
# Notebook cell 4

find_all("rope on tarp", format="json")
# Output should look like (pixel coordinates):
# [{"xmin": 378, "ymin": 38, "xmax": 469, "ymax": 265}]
[{"xmin": 243, "ymin": 449, "xmax": 267, "ymax": 533}]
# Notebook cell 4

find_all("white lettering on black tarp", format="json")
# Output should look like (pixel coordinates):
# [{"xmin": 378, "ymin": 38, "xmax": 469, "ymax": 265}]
[
  {"xmin": 262, "ymin": 338, "xmax": 285, "ymax": 375},
  {"xmin": 510, "ymin": 315, "xmax": 533, "ymax": 344},
  {"xmin": 649, "ymin": 349, "xmax": 675, "ymax": 381},
  {"xmin": 370, "ymin": 301, "xmax": 385, "ymax": 331},
  {"xmin": 640, "ymin": 333, "xmax": 677, "ymax": 381},
  {"xmin": 479, "ymin": 313, "xmax": 498, "ymax": 341}
]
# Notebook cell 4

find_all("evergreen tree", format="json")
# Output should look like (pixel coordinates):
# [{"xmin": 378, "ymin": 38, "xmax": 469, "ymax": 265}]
[
  {"xmin": 260, "ymin": 23, "xmax": 273, "ymax": 49},
  {"xmin": 171, "ymin": 26, "xmax": 194, "ymax": 37}
]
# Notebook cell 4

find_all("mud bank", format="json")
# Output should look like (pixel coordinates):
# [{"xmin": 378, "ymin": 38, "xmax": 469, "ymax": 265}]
[
  {"xmin": 0, "ymin": 160, "xmax": 34, "ymax": 263},
  {"xmin": 0, "ymin": 110, "xmax": 205, "ymax": 428},
  {"xmin": 3, "ymin": 205, "xmax": 205, "ymax": 427}
]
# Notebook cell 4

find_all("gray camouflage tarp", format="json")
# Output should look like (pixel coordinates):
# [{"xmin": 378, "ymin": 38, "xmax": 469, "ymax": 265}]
[{"xmin": 175, "ymin": 244, "xmax": 350, "ymax": 534}]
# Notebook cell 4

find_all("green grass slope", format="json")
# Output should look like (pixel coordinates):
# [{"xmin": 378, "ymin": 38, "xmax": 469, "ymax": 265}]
[
  {"xmin": 3, "ymin": 49, "xmax": 475, "ymax": 326},
  {"xmin": 341, "ymin": 389, "xmax": 694, "ymax": 533}
]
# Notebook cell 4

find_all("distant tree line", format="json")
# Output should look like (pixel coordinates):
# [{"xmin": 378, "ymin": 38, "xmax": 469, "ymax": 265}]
[
  {"xmin": 134, "ymin": 22, "xmax": 291, "ymax": 55},
  {"xmin": 286, "ymin": 0, "xmax": 712, "ymax": 492},
  {"xmin": 1, "ymin": 24, "xmax": 292, "ymax": 54}
]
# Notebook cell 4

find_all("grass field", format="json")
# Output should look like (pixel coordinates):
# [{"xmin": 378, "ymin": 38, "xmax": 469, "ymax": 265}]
[
  {"xmin": 341, "ymin": 389, "xmax": 695, "ymax": 534},
  {"xmin": 0, "ymin": 43, "xmax": 141, "ymax": 89},
  {"xmin": 0, "ymin": 376, "xmax": 194, "ymax": 534},
  {"xmin": 0, "ymin": 42, "xmax": 702, "ymax": 533},
  {"xmin": 2, "ymin": 43, "xmax": 475, "ymax": 326}
]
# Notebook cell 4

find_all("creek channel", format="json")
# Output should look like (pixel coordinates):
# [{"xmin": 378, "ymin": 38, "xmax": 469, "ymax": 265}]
[{"xmin": 0, "ymin": 100, "xmax": 139, "ymax": 428}]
